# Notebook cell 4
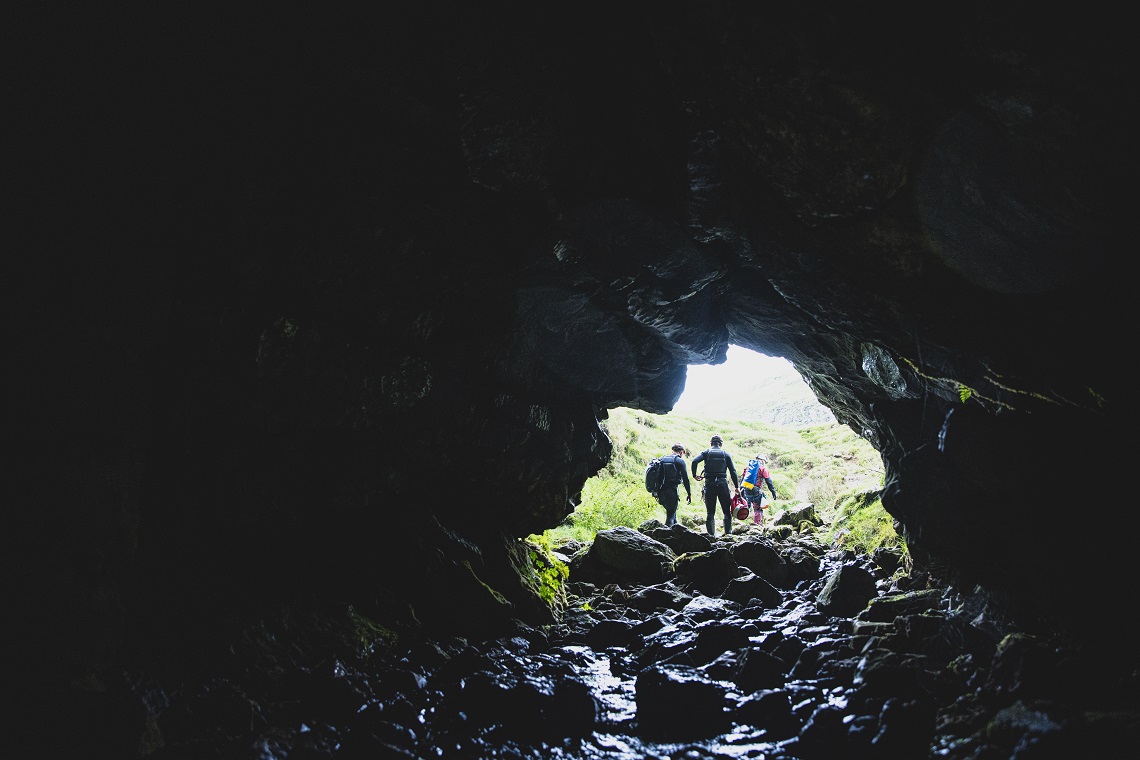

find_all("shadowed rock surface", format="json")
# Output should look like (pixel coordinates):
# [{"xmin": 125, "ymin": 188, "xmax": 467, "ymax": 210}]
[{"xmin": 9, "ymin": 5, "xmax": 1133, "ymax": 757}]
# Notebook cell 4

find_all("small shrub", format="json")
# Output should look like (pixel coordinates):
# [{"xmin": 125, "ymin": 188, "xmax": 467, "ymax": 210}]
[
  {"xmin": 349, "ymin": 608, "xmax": 399, "ymax": 658},
  {"xmin": 524, "ymin": 536, "xmax": 570, "ymax": 606},
  {"xmin": 801, "ymin": 472, "xmax": 845, "ymax": 510}
]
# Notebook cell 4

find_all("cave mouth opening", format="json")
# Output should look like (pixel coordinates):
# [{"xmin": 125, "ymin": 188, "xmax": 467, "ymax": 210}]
[{"xmin": 543, "ymin": 345, "xmax": 885, "ymax": 545}]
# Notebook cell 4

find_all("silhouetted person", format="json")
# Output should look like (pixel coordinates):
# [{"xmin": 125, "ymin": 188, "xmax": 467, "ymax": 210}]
[
  {"xmin": 655, "ymin": 443, "xmax": 692, "ymax": 526},
  {"xmin": 691, "ymin": 434, "xmax": 738, "ymax": 536}
]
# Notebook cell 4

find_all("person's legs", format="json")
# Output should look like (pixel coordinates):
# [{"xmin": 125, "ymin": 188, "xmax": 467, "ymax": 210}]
[
  {"xmin": 716, "ymin": 480, "xmax": 733, "ymax": 535},
  {"xmin": 703, "ymin": 486, "xmax": 717, "ymax": 535},
  {"xmin": 661, "ymin": 489, "xmax": 679, "ymax": 526},
  {"xmin": 747, "ymin": 490, "xmax": 764, "ymax": 525}
]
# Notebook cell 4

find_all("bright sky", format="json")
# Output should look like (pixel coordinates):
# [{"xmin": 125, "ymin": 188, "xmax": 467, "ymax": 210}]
[{"xmin": 672, "ymin": 345, "xmax": 794, "ymax": 411}]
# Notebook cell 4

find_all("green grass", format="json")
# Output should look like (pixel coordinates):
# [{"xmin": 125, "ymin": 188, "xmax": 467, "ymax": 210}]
[{"xmin": 538, "ymin": 407, "xmax": 900, "ymax": 556}]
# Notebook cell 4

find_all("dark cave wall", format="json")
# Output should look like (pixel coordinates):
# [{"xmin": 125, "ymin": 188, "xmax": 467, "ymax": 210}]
[{"xmin": 10, "ymin": 4, "xmax": 1132, "ymax": 699}]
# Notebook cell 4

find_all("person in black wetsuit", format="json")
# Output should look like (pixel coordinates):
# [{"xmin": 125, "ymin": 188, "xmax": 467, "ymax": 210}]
[
  {"xmin": 691, "ymin": 434, "xmax": 739, "ymax": 536},
  {"xmin": 656, "ymin": 443, "xmax": 692, "ymax": 527}
]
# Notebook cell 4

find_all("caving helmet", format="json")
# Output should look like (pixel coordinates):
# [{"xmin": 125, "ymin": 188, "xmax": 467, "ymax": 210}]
[{"xmin": 710, "ymin": 434, "xmax": 723, "ymax": 446}]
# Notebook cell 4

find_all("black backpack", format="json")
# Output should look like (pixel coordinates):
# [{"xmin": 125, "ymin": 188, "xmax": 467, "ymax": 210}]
[
  {"xmin": 644, "ymin": 457, "xmax": 666, "ymax": 494},
  {"xmin": 645, "ymin": 455, "xmax": 681, "ymax": 494}
]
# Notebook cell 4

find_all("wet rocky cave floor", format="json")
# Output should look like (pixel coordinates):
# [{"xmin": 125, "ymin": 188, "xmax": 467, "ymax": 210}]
[{"xmin": 110, "ymin": 522, "xmax": 1140, "ymax": 759}]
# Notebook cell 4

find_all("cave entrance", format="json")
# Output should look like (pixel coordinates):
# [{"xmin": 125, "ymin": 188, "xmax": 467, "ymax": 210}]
[{"xmin": 543, "ymin": 345, "xmax": 886, "ymax": 545}]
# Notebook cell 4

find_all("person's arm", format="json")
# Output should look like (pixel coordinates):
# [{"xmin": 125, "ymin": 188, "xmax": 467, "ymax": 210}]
[
  {"xmin": 681, "ymin": 461, "xmax": 692, "ymax": 500},
  {"xmin": 691, "ymin": 451, "xmax": 704, "ymax": 478},
  {"xmin": 727, "ymin": 455, "xmax": 738, "ymax": 489},
  {"xmin": 760, "ymin": 465, "xmax": 776, "ymax": 498}
]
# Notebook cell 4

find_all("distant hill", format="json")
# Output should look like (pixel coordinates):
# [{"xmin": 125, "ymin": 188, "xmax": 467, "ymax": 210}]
[{"xmin": 673, "ymin": 361, "xmax": 837, "ymax": 427}]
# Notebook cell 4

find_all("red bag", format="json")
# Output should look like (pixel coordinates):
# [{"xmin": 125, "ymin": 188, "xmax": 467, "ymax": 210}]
[{"xmin": 731, "ymin": 492, "xmax": 750, "ymax": 520}]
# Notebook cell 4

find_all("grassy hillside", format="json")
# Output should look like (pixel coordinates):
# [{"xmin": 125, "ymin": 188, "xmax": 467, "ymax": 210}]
[{"xmin": 540, "ymin": 407, "xmax": 897, "ymax": 555}]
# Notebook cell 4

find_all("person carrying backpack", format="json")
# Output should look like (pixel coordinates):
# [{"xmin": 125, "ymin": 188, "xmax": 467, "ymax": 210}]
[
  {"xmin": 691, "ymin": 434, "xmax": 739, "ymax": 536},
  {"xmin": 656, "ymin": 443, "xmax": 692, "ymax": 527},
  {"xmin": 741, "ymin": 453, "xmax": 778, "ymax": 526}
]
